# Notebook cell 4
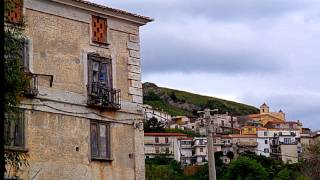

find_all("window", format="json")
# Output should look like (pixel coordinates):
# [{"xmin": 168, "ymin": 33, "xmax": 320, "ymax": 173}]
[
  {"xmin": 87, "ymin": 53, "xmax": 120, "ymax": 109},
  {"xmin": 200, "ymin": 148, "xmax": 203, "ymax": 152},
  {"xmin": 265, "ymin": 140, "xmax": 268, "ymax": 144},
  {"xmin": 199, "ymin": 139, "xmax": 203, "ymax": 145},
  {"xmin": 155, "ymin": 137, "xmax": 159, "ymax": 143},
  {"xmin": 165, "ymin": 147, "xmax": 169, "ymax": 154},
  {"xmin": 155, "ymin": 146, "xmax": 160, "ymax": 154},
  {"xmin": 6, "ymin": 0, "xmax": 23, "ymax": 24},
  {"xmin": 264, "ymin": 148, "xmax": 269, "ymax": 153},
  {"xmin": 202, "ymin": 157, "xmax": 206, "ymax": 162},
  {"xmin": 165, "ymin": 137, "xmax": 169, "ymax": 143},
  {"xmin": 92, "ymin": 15, "xmax": 108, "ymax": 45},
  {"xmin": 88, "ymin": 53, "xmax": 112, "ymax": 89},
  {"xmin": 264, "ymin": 131, "xmax": 268, "ymax": 136},
  {"xmin": 222, "ymin": 121, "xmax": 224, "ymax": 127},
  {"xmin": 90, "ymin": 121, "xmax": 111, "ymax": 160},
  {"xmin": 5, "ymin": 109, "xmax": 26, "ymax": 150}
]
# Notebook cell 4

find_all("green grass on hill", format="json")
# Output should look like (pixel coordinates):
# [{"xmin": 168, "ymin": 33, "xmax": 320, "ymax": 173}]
[{"xmin": 143, "ymin": 82, "xmax": 259, "ymax": 116}]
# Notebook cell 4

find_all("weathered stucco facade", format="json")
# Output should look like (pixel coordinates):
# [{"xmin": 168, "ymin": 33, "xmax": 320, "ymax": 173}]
[{"xmin": 15, "ymin": 0, "xmax": 152, "ymax": 179}]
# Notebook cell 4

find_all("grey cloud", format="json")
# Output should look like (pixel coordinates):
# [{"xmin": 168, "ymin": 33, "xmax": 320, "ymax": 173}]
[
  {"xmin": 94, "ymin": 0, "xmax": 314, "ymax": 21},
  {"xmin": 140, "ymin": 36, "xmax": 284, "ymax": 75}
]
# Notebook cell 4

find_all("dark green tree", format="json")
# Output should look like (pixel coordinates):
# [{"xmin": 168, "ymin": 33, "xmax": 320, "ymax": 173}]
[
  {"xmin": 144, "ymin": 117, "xmax": 165, "ymax": 132},
  {"xmin": 144, "ymin": 91, "xmax": 161, "ymax": 101},
  {"xmin": 225, "ymin": 156, "xmax": 268, "ymax": 180},
  {"xmin": 169, "ymin": 91, "xmax": 178, "ymax": 102},
  {"xmin": 226, "ymin": 151, "xmax": 234, "ymax": 160}
]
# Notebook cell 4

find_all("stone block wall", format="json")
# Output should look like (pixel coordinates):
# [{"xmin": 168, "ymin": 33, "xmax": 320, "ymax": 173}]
[
  {"xmin": 14, "ymin": 0, "xmax": 149, "ymax": 179},
  {"xmin": 18, "ymin": 110, "xmax": 137, "ymax": 180}
]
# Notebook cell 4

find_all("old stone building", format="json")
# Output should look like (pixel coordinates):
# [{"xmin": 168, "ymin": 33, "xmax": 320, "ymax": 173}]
[{"xmin": 5, "ymin": 0, "xmax": 152, "ymax": 179}]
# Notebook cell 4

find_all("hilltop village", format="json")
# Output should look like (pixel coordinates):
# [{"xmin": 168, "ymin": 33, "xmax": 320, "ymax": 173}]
[{"xmin": 143, "ymin": 102, "xmax": 319, "ymax": 165}]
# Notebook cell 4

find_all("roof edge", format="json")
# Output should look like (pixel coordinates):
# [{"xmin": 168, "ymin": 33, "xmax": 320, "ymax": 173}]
[{"xmin": 51, "ymin": 0, "xmax": 154, "ymax": 25}]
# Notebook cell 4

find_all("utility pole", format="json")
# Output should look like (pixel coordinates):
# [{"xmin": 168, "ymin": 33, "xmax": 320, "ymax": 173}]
[{"xmin": 198, "ymin": 108, "xmax": 218, "ymax": 180}]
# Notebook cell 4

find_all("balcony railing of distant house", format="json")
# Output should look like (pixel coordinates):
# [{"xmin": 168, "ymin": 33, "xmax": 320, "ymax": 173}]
[
  {"xmin": 23, "ymin": 72, "xmax": 53, "ymax": 97},
  {"xmin": 145, "ymin": 150, "xmax": 174, "ymax": 157},
  {"xmin": 144, "ymin": 140, "xmax": 171, "ymax": 145},
  {"xmin": 87, "ymin": 82, "xmax": 121, "ymax": 110},
  {"xmin": 236, "ymin": 141, "xmax": 258, "ymax": 147},
  {"xmin": 279, "ymin": 141, "xmax": 298, "ymax": 145},
  {"xmin": 181, "ymin": 144, "xmax": 194, "ymax": 148}
]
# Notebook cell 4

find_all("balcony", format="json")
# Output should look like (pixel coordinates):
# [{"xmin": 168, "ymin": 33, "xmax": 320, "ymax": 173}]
[
  {"xmin": 22, "ymin": 73, "xmax": 53, "ymax": 97},
  {"xmin": 236, "ymin": 141, "xmax": 258, "ymax": 147},
  {"xmin": 181, "ymin": 144, "xmax": 193, "ymax": 148},
  {"xmin": 87, "ymin": 82, "xmax": 121, "ymax": 110},
  {"xmin": 279, "ymin": 141, "xmax": 298, "ymax": 145},
  {"xmin": 193, "ymin": 143, "xmax": 207, "ymax": 147},
  {"xmin": 144, "ymin": 140, "xmax": 171, "ymax": 145}
]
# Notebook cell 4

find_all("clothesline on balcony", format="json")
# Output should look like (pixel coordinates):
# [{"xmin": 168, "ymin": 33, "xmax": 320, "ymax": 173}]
[{"xmin": 19, "ymin": 102, "xmax": 145, "ymax": 125}]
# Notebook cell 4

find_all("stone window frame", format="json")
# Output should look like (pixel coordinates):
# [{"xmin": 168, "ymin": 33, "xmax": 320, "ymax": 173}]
[
  {"xmin": 4, "ymin": 109, "xmax": 28, "ymax": 152},
  {"xmin": 90, "ymin": 120, "xmax": 112, "ymax": 161}
]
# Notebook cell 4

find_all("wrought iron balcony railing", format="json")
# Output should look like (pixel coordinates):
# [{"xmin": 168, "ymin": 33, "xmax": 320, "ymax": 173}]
[
  {"xmin": 88, "ymin": 82, "xmax": 121, "ymax": 110},
  {"xmin": 23, "ymin": 73, "xmax": 53, "ymax": 97}
]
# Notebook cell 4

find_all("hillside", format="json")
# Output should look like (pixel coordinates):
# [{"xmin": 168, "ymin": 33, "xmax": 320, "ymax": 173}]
[{"xmin": 143, "ymin": 82, "xmax": 259, "ymax": 117}]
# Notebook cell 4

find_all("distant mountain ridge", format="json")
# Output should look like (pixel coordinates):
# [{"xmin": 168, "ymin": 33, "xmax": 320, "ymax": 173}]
[{"xmin": 142, "ymin": 82, "xmax": 259, "ymax": 117}]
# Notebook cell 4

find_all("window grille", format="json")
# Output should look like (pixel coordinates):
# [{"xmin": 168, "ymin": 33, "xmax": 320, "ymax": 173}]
[
  {"xmin": 6, "ymin": 0, "xmax": 23, "ymax": 24},
  {"xmin": 92, "ymin": 16, "xmax": 107, "ymax": 44}
]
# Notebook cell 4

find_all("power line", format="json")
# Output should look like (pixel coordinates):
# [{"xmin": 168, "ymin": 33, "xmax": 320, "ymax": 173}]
[{"xmin": 19, "ymin": 102, "xmax": 145, "ymax": 125}]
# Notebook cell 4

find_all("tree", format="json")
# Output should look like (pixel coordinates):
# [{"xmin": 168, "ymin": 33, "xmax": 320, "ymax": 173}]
[
  {"xmin": 145, "ymin": 159, "xmax": 186, "ymax": 180},
  {"xmin": 144, "ymin": 117, "xmax": 165, "ymax": 132},
  {"xmin": 226, "ymin": 151, "xmax": 234, "ymax": 160},
  {"xmin": 300, "ymin": 140, "xmax": 320, "ymax": 179},
  {"xmin": 169, "ymin": 91, "xmax": 178, "ymax": 102},
  {"xmin": 4, "ymin": 0, "xmax": 30, "ymax": 178},
  {"xmin": 225, "ymin": 156, "xmax": 268, "ymax": 180}
]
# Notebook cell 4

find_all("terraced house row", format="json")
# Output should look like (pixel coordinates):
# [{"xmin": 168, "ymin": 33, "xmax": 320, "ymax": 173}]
[{"xmin": 5, "ymin": 0, "xmax": 152, "ymax": 179}]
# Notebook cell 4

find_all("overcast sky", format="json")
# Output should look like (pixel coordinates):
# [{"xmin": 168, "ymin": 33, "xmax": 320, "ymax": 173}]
[{"xmin": 92, "ymin": 0, "xmax": 320, "ymax": 130}]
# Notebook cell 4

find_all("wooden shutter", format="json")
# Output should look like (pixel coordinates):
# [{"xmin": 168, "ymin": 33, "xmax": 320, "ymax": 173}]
[
  {"xmin": 6, "ymin": 0, "xmax": 23, "ymax": 23},
  {"xmin": 100, "ymin": 59, "xmax": 112, "ymax": 88},
  {"xmin": 90, "ymin": 121, "xmax": 110, "ymax": 160},
  {"xmin": 92, "ymin": 16, "xmax": 107, "ymax": 44},
  {"xmin": 90, "ymin": 123, "xmax": 99, "ymax": 158},
  {"xmin": 106, "ymin": 124, "xmax": 111, "ymax": 159},
  {"xmin": 22, "ymin": 39, "xmax": 30, "ymax": 72},
  {"xmin": 14, "ymin": 111, "xmax": 24, "ymax": 147},
  {"xmin": 87, "ymin": 54, "xmax": 93, "ymax": 95}
]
